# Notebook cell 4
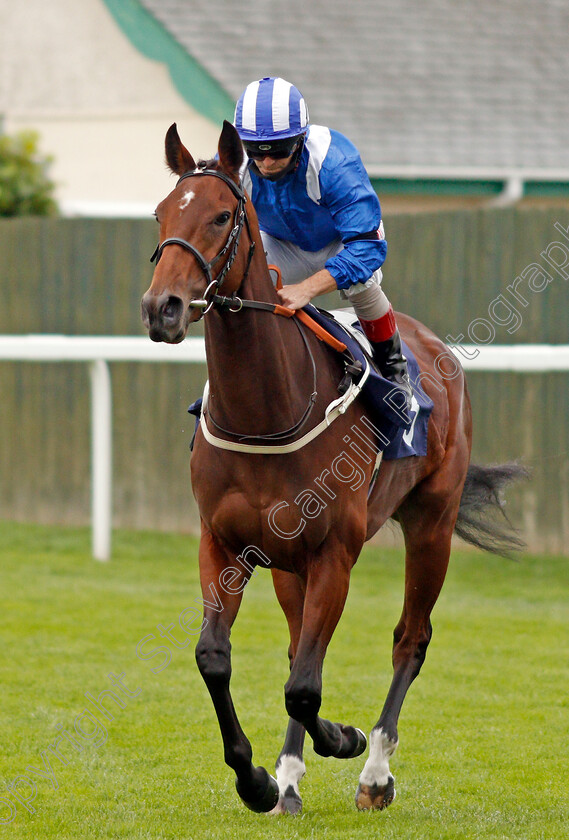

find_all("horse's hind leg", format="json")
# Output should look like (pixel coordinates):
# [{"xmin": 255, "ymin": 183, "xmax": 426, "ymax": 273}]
[
  {"xmin": 272, "ymin": 719, "xmax": 306, "ymax": 815},
  {"xmin": 270, "ymin": 569, "xmax": 306, "ymax": 815},
  {"xmin": 356, "ymin": 480, "xmax": 464, "ymax": 810}
]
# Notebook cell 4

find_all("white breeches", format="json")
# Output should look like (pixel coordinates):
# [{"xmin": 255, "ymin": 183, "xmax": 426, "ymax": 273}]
[{"xmin": 260, "ymin": 232, "xmax": 391, "ymax": 321}]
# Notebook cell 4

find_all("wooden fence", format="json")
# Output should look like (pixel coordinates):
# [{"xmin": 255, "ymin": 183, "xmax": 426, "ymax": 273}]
[{"xmin": 1, "ymin": 207, "xmax": 568, "ymax": 551}]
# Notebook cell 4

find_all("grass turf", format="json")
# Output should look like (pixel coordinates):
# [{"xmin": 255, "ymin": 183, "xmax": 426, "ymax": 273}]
[{"xmin": 0, "ymin": 521, "xmax": 567, "ymax": 839}]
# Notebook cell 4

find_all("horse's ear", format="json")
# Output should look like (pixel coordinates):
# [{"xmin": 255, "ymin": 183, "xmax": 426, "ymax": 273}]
[
  {"xmin": 165, "ymin": 123, "xmax": 196, "ymax": 175},
  {"xmin": 218, "ymin": 120, "xmax": 244, "ymax": 181}
]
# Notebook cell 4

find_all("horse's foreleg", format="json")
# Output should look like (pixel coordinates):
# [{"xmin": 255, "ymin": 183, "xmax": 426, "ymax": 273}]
[
  {"xmin": 271, "ymin": 719, "xmax": 306, "ymax": 815},
  {"xmin": 270, "ymin": 570, "xmax": 307, "ymax": 815},
  {"xmin": 356, "ymin": 494, "xmax": 460, "ymax": 810},
  {"xmin": 194, "ymin": 528, "xmax": 278, "ymax": 813},
  {"xmin": 283, "ymin": 545, "xmax": 367, "ymax": 761}
]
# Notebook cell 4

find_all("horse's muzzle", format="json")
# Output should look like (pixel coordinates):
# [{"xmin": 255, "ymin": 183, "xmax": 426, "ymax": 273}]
[{"xmin": 141, "ymin": 290, "xmax": 188, "ymax": 343}]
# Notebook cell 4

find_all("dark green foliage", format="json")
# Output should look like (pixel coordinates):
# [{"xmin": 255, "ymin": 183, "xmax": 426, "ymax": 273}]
[{"xmin": 0, "ymin": 130, "xmax": 58, "ymax": 217}]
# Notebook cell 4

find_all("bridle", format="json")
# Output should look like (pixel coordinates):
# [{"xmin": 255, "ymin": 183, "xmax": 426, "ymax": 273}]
[
  {"xmin": 147, "ymin": 165, "xmax": 360, "ymax": 448},
  {"xmin": 148, "ymin": 164, "xmax": 323, "ymax": 445},
  {"xmin": 150, "ymin": 167, "xmax": 255, "ymax": 315}
]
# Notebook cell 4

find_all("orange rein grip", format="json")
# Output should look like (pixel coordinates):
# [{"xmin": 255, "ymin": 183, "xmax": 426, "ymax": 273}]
[
  {"xmin": 274, "ymin": 304, "xmax": 296, "ymax": 318},
  {"xmin": 267, "ymin": 263, "xmax": 347, "ymax": 353},
  {"xmin": 268, "ymin": 264, "xmax": 283, "ymax": 290},
  {"xmin": 295, "ymin": 310, "xmax": 347, "ymax": 353}
]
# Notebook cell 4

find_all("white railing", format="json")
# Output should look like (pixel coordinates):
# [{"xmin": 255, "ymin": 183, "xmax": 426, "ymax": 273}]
[
  {"xmin": 0, "ymin": 336, "xmax": 205, "ymax": 561},
  {"xmin": 0, "ymin": 335, "xmax": 566, "ymax": 560}
]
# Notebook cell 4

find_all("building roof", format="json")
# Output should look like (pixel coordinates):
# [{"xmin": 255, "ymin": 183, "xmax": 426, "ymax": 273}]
[{"xmin": 137, "ymin": 0, "xmax": 569, "ymax": 173}]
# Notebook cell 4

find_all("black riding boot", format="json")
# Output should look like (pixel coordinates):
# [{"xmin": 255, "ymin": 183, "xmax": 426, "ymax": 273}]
[{"xmin": 369, "ymin": 328, "xmax": 413, "ymax": 417}]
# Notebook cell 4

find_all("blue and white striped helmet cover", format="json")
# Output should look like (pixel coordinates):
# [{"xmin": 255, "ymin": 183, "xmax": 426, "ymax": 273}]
[{"xmin": 234, "ymin": 77, "xmax": 309, "ymax": 141}]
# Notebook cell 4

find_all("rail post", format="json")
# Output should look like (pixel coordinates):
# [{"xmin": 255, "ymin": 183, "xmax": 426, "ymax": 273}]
[{"xmin": 88, "ymin": 359, "xmax": 112, "ymax": 561}]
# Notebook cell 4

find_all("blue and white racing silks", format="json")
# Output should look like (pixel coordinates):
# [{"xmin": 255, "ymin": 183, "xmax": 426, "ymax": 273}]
[{"xmin": 241, "ymin": 125, "xmax": 387, "ymax": 290}]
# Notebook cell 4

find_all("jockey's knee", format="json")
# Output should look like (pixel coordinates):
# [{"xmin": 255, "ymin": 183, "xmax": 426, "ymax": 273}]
[{"xmin": 343, "ymin": 272, "xmax": 391, "ymax": 321}]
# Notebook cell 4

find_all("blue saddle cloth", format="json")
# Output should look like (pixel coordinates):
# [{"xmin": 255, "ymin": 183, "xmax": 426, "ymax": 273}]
[{"xmin": 303, "ymin": 305, "xmax": 433, "ymax": 460}]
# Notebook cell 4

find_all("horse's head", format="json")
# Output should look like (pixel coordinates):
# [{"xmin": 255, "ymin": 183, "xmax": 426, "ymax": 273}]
[{"xmin": 141, "ymin": 120, "xmax": 250, "ymax": 342}]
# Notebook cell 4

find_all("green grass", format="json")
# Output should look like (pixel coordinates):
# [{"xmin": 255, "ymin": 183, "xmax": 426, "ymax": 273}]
[{"xmin": 0, "ymin": 521, "xmax": 568, "ymax": 839}]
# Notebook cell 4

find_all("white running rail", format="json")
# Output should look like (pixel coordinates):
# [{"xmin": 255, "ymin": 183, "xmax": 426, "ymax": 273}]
[
  {"xmin": 0, "ymin": 336, "xmax": 204, "ymax": 561},
  {"xmin": 0, "ymin": 335, "xmax": 566, "ymax": 560}
]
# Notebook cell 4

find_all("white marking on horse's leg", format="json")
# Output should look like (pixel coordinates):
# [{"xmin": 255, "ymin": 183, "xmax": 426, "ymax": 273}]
[
  {"xmin": 274, "ymin": 753, "xmax": 306, "ymax": 798},
  {"xmin": 179, "ymin": 189, "xmax": 195, "ymax": 211},
  {"xmin": 270, "ymin": 753, "xmax": 306, "ymax": 815},
  {"xmin": 358, "ymin": 727, "xmax": 398, "ymax": 788}
]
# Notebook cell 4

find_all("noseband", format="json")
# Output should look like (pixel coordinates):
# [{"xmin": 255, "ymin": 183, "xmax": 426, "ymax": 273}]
[{"xmin": 150, "ymin": 168, "xmax": 255, "ymax": 314}]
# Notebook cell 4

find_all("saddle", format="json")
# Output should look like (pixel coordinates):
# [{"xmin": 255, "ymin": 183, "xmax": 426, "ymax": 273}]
[
  {"xmin": 188, "ymin": 302, "xmax": 433, "ymax": 461},
  {"xmin": 293, "ymin": 304, "xmax": 434, "ymax": 461}
]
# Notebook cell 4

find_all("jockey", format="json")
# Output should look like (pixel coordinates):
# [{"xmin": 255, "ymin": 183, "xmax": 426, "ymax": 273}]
[{"xmin": 234, "ymin": 76, "xmax": 412, "ymax": 412}]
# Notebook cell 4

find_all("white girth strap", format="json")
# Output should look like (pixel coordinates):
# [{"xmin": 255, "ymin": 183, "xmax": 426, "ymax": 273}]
[{"xmin": 198, "ymin": 361, "xmax": 371, "ymax": 454}]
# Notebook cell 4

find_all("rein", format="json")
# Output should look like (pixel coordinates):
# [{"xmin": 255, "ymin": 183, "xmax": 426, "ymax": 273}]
[
  {"xmin": 149, "ymin": 166, "xmax": 351, "ymax": 449},
  {"xmin": 207, "ymin": 314, "xmax": 318, "ymax": 444}
]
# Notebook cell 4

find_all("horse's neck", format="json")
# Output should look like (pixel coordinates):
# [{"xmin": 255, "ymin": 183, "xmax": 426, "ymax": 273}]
[{"xmin": 204, "ymin": 258, "xmax": 315, "ymax": 436}]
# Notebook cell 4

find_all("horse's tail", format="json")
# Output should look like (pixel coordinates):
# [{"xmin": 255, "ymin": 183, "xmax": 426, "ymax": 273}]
[{"xmin": 454, "ymin": 463, "xmax": 530, "ymax": 557}]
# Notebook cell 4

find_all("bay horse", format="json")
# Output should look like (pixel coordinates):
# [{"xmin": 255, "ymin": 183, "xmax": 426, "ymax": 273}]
[{"xmin": 141, "ymin": 121, "xmax": 525, "ymax": 815}]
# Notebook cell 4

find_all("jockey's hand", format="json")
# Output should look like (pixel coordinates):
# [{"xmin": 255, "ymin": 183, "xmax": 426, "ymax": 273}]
[
  {"xmin": 276, "ymin": 270, "xmax": 338, "ymax": 311},
  {"xmin": 277, "ymin": 281, "xmax": 314, "ymax": 311}
]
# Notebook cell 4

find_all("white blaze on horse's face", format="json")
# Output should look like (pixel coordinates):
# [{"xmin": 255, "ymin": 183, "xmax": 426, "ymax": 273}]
[{"xmin": 179, "ymin": 189, "xmax": 195, "ymax": 211}]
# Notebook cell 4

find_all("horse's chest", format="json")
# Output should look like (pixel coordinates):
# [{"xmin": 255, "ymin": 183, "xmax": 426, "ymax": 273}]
[{"xmin": 190, "ymin": 441, "xmax": 367, "ymax": 562}]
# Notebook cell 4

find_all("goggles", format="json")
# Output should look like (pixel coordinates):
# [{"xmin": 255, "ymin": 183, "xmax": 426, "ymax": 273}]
[{"xmin": 243, "ymin": 137, "xmax": 301, "ymax": 160}]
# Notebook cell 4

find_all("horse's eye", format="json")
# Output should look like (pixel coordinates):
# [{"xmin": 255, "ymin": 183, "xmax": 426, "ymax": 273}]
[{"xmin": 214, "ymin": 212, "xmax": 231, "ymax": 227}]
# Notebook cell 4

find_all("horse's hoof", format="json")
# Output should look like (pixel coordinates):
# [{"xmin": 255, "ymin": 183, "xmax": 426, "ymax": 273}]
[
  {"xmin": 350, "ymin": 727, "xmax": 368, "ymax": 758},
  {"xmin": 355, "ymin": 776, "xmax": 396, "ymax": 810},
  {"xmin": 269, "ymin": 785, "xmax": 303, "ymax": 816},
  {"xmin": 236, "ymin": 768, "xmax": 279, "ymax": 813},
  {"xmin": 335, "ymin": 725, "xmax": 368, "ymax": 759}
]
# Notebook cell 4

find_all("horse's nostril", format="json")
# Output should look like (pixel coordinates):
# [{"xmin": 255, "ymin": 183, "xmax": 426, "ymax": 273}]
[{"xmin": 162, "ymin": 295, "xmax": 184, "ymax": 324}]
